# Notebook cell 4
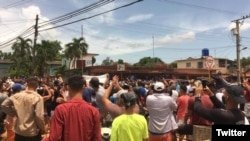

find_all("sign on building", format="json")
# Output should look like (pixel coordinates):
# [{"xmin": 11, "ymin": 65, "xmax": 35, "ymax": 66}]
[
  {"xmin": 117, "ymin": 64, "xmax": 125, "ymax": 71},
  {"xmin": 205, "ymin": 56, "xmax": 215, "ymax": 70}
]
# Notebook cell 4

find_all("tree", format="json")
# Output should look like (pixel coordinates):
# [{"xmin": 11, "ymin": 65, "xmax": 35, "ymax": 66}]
[
  {"xmin": 168, "ymin": 62, "xmax": 177, "ymax": 68},
  {"xmin": 241, "ymin": 57, "xmax": 250, "ymax": 71},
  {"xmin": 8, "ymin": 37, "xmax": 33, "ymax": 77},
  {"xmin": 36, "ymin": 40, "xmax": 62, "ymax": 77},
  {"xmin": 54, "ymin": 65, "xmax": 67, "ymax": 76},
  {"xmin": 101, "ymin": 57, "xmax": 114, "ymax": 66},
  {"xmin": 92, "ymin": 56, "xmax": 96, "ymax": 65},
  {"xmin": 133, "ymin": 57, "xmax": 164, "ymax": 67},
  {"xmin": 117, "ymin": 59, "xmax": 124, "ymax": 64},
  {"xmin": 64, "ymin": 37, "xmax": 88, "ymax": 69},
  {"xmin": 0, "ymin": 51, "xmax": 10, "ymax": 60}
]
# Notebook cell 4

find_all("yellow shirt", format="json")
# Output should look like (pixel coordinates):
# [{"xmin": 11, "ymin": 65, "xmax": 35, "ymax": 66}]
[{"xmin": 110, "ymin": 114, "xmax": 148, "ymax": 141}]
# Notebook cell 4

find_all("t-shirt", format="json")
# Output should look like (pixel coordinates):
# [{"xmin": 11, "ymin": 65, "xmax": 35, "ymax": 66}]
[
  {"xmin": 188, "ymin": 94, "xmax": 214, "ymax": 126},
  {"xmin": 194, "ymin": 96, "xmax": 245, "ymax": 125},
  {"xmin": 95, "ymin": 86, "xmax": 106, "ymax": 117},
  {"xmin": 44, "ymin": 99, "xmax": 101, "ymax": 141},
  {"xmin": 176, "ymin": 95, "xmax": 190, "ymax": 120},
  {"xmin": 146, "ymin": 93, "xmax": 178, "ymax": 134},
  {"xmin": 110, "ymin": 114, "xmax": 148, "ymax": 141}
]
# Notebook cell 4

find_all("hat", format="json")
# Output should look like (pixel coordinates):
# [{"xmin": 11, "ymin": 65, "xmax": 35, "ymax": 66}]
[
  {"xmin": 154, "ymin": 82, "xmax": 165, "ymax": 92},
  {"xmin": 113, "ymin": 89, "xmax": 128, "ymax": 98},
  {"xmin": 225, "ymin": 85, "xmax": 246, "ymax": 104},
  {"xmin": 120, "ymin": 92, "xmax": 137, "ymax": 109},
  {"xmin": 12, "ymin": 83, "xmax": 24, "ymax": 92}
]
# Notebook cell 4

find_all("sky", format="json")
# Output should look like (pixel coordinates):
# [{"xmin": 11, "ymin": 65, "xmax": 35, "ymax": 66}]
[{"xmin": 1, "ymin": 0, "xmax": 250, "ymax": 65}]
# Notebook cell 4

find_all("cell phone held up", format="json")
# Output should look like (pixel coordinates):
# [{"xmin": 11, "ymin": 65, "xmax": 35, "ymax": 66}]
[{"xmin": 201, "ymin": 79, "xmax": 207, "ymax": 90}]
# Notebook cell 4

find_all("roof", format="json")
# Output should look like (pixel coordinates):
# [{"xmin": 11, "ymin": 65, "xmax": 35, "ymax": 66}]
[{"xmin": 176, "ymin": 57, "xmax": 233, "ymax": 62}]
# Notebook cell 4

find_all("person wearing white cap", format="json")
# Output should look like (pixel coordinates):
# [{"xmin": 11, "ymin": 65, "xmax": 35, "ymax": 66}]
[{"xmin": 146, "ymin": 82, "xmax": 178, "ymax": 141}]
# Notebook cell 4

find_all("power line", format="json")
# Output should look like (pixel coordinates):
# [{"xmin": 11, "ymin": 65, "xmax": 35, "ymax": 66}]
[
  {"xmin": 0, "ymin": 31, "xmax": 34, "ymax": 50},
  {"xmin": 38, "ymin": 0, "xmax": 114, "ymax": 28},
  {"xmin": 0, "ymin": 0, "xmax": 33, "ymax": 8},
  {"xmin": 159, "ymin": 0, "xmax": 242, "ymax": 15},
  {"xmin": 39, "ymin": 0, "xmax": 144, "ymax": 32},
  {"xmin": 0, "ymin": 25, "xmax": 34, "ymax": 48}
]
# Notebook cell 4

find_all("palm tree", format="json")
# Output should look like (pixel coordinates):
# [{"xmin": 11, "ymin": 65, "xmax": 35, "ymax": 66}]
[
  {"xmin": 64, "ymin": 37, "xmax": 88, "ymax": 69},
  {"xmin": 36, "ymin": 40, "xmax": 62, "ymax": 77},
  {"xmin": 9, "ymin": 37, "xmax": 32, "ymax": 76}
]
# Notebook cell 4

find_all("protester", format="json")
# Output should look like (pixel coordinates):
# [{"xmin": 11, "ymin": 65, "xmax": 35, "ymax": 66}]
[
  {"xmin": 110, "ymin": 91, "xmax": 148, "ymax": 141},
  {"xmin": 177, "ymin": 81, "xmax": 214, "ymax": 140},
  {"xmin": 43, "ymin": 75, "xmax": 101, "ymax": 141},
  {"xmin": 89, "ymin": 77, "xmax": 106, "ymax": 124},
  {"xmin": 102, "ymin": 75, "xmax": 139, "ymax": 119},
  {"xmin": 4, "ymin": 83, "xmax": 25, "ymax": 141},
  {"xmin": 193, "ymin": 84, "xmax": 248, "ymax": 124},
  {"xmin": 146, "ymin": 81, "xmax": 178, "ymax": 141},
  {"xmin": 0, "ymin": 81, "xmax": 8, "ymax": 140},
  {"xmin": 242, "ymin": 79, "xmax": 250, "ymax": 120},
  {"xmin": 1, "ymin": 77, "xmax": 46, "ymax": 141}
]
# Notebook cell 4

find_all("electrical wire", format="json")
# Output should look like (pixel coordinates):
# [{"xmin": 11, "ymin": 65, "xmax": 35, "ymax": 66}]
[
  {"xmin": 0, "ymin": 25, "xmax": 34, "ymax": 48},
  {"xmin": 1, "ymin": 0, "xmax": 33, "ymax": 8},
  {"xmin": 38, "ymin": 0, "xmax": 143, "ymax": 32},
  {"xmin": 159, "ymin": 0, "xmax": 242, "ymax": 15},
  {"xmin": 38, "ymin": 0, "xmax": 114, "ymax": 28}
]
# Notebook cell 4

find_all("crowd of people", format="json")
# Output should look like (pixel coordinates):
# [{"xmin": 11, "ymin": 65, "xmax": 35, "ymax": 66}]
[{"xmin": 0, "ymin": 73, "xmax": 249, "ymax": 141}]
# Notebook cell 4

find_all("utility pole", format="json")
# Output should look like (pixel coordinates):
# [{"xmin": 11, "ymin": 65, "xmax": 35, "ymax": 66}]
[
  {"xmin": 232, "ymin": 14, "xmax": 250, "ymax": 84},
  {"xmin": 32, "ymin": 14, "xmax": 39, "ymax": 75},
  {"xmin": 152, "ymin": 35, "xmax": 154, "ymax": 58},
  {"xmin": 235, "ymin": 20, "xmax": 241, "ymax": 84}
]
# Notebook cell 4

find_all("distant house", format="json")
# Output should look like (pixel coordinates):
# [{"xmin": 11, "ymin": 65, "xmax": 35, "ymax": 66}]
[
  {"xmin": 0, "ymin": 60, "xmax": 63, "ymax": 77},
  {"xmin": 46, "ymin": 61, "xmax": 62, "ymax": 76},
  {"xmin": 0, "ymin": 60, "xmax": 12, "ymax": 78},
  {"xmin": 176, "ymin": 57, "xmax": 234, "ymax": 75},
  {"xmin": 62, "ymin": 53, "xmax": 99, "ymax": 70}
]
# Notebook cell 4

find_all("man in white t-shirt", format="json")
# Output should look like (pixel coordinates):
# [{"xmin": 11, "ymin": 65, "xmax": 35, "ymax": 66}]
[{"xmin": 146, "ymin": 82, "xmax": 178, "ymax": 141}]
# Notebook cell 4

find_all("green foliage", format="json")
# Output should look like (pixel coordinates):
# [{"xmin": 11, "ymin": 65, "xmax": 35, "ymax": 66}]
[
  {"xmin": 168, "ymin": 62, "xmax": 177, "ymax": 68},
  {"xmin": 5, "ymin": 37, "xmax": 63, "ymax": 77},
  {"xmin": 92, "ymin": 57, "xmax": 96, "ymax": 65},
  {"xmin": 117, "ymin": 59, "xmax": 124, "ymax": 64},
  {"xmin": 101, "ymin": 57, "xmax": 114, "ymax": 66},
  {"xmin": 8, "ymin": 37, "xmax": 33, "ymax": 77},
  {"xmin": 241, "ymin": 57, "xmax": 250, "ymax": 68},
  {"xmin": 133, "ymin": 57, "xmax": 164, "ymax": 67},
  {"xmin": 64, "ymin": 37, "xmax": 88, "ymax": 69},
  {"xmin": 36, "ymin": 40, "xmax": 62, "ymax": 76}
]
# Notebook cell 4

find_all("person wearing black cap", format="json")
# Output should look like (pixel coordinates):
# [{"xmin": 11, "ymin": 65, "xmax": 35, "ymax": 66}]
[
  {"xmin": 110, "ymin": 91, "xmax": 148, "ymax": 141},
  {"xmin": 193, "ymin": 84, "xmax": 248, "ymax": 125}
]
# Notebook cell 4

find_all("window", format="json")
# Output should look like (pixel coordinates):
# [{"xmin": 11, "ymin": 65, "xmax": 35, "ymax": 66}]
[
  {"xmin": 197, "ymin": 62, "xmax": 203, "ymax": 68},
  {"xmin": 186, "ymin": 62, "xmax": 191, "ymax": 68},
  {"xmin": 219, "ymin": 59, "xmax": 225, "ymax": 67}
]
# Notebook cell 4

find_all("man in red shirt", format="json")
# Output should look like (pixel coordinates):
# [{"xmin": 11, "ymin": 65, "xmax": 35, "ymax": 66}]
[
  {"xmin": 177, "ymin": 82, "xmax": 214, "ymax": 139},
  {"xmin": 43, "ymin": 76, "xmax": 101, "ymax": 141}
]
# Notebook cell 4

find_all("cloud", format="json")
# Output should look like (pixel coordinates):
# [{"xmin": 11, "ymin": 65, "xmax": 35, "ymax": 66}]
[
  {"xmin": 0, "ymin": 5, "xmax": 62, "ymax": 52},
  {"xmin": 157, "ymin": 31, "xmax": 195, "ymax": 45},
  {"xmin": 227, "ymin": 21, "xmax": 250, "ymax": 32},
  {"xmin": 85, "ymin": 31, "xmax": 195, "ymax": 57},
  {"xmin": 126, "ymin": 14, "xmax": 153, "ymax": 23}
]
